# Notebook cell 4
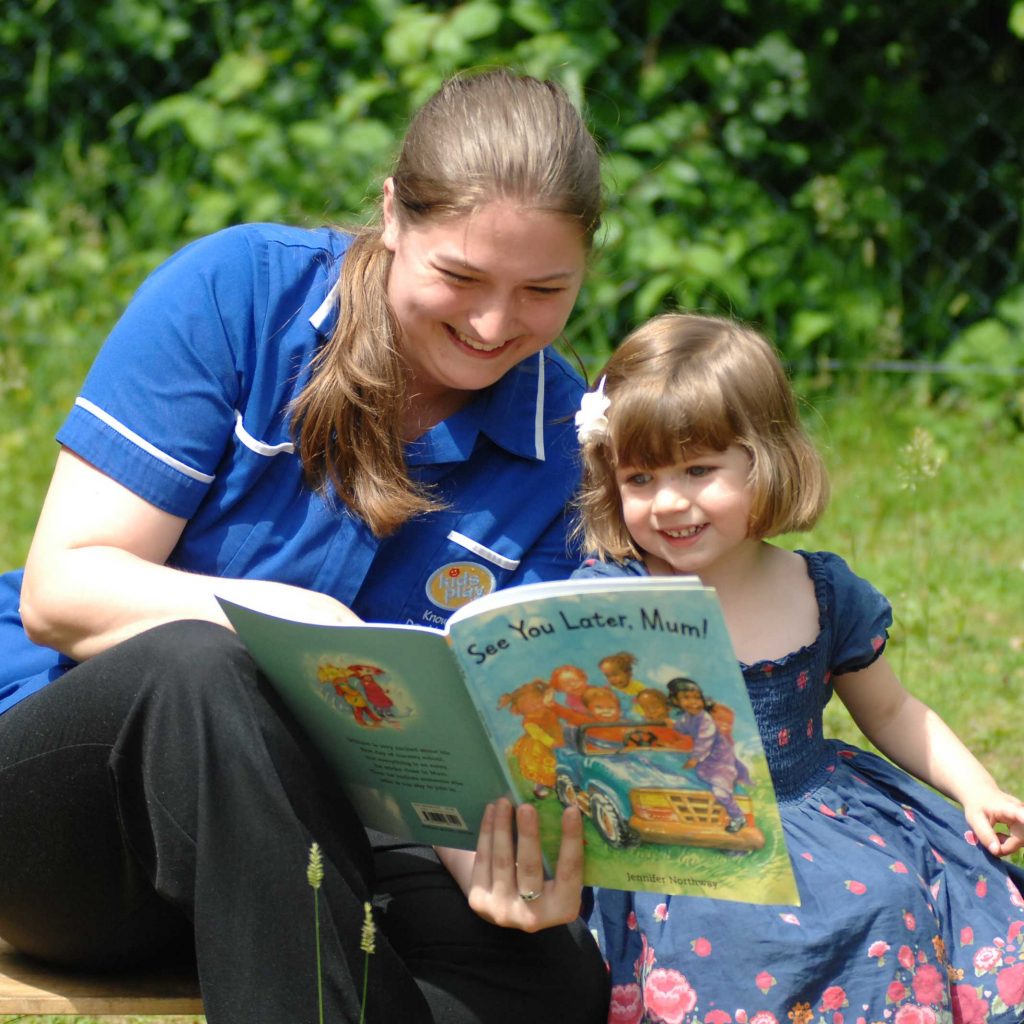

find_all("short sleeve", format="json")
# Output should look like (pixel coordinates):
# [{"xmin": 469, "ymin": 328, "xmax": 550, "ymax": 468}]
[
  {"xmin": 814, "ymin": 551, "xmax": 893, "ymax": 677},
  {"xmin": 56, "ymin": 227, "xmax": 266, "ymax": 517}
]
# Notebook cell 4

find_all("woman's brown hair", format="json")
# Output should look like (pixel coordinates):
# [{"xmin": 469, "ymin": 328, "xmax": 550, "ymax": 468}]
[
  {"xmin": 577, "ymin": 313, "xmax": 829, "ymax": 562},
  {"xmin": 291, "ymin": 69, "xmax": 602, "ymax": 537}
]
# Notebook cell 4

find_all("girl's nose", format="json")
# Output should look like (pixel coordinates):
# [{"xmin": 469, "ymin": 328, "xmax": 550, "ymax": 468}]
[{"xmin": 652, "ymin": 482, "xmax": 689, "ymax": 514}]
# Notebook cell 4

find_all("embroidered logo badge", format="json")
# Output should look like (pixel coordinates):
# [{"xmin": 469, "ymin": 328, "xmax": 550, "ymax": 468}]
[{"xmin": 425, "ymin": 562, "xmax": 496, "ymax": 610}]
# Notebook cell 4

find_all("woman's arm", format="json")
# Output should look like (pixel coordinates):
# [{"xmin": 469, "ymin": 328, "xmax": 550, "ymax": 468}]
[
  {"xmin": 834, "ymin": 654, "xmax": 1024, "ymax": 857},
  {"xmin": 21, "ymin": 449, "xmax": 360, "ymax": 662}
]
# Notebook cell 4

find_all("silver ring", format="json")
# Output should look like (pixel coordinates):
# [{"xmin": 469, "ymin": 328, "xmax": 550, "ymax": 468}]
[{"xmin": 519, "ymin": 889, "xmax": 542, "ymax": 902}]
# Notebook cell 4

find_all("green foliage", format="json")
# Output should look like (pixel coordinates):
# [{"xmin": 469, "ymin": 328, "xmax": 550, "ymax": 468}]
[
  {"xmin": 3, "ymin": 0, "xmax": 1023, "ymax": 380},
  {"xmin": 2, "ymin": 0, "xmax": 1022, "ymax": 567}
]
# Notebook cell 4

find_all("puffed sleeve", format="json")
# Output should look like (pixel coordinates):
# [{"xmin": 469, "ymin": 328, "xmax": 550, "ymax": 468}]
[{"xmin": 815, "ymin": 551, "xmax": 893, "ymax": 676}]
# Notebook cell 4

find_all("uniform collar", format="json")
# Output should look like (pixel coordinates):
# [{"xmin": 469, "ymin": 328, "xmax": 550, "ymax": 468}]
[
  {"xmin": 405, "ymin": 352, "xmax": 549, "ymax": 466},
  {"xmin": 310, "ymin": 289, "xmax": 549, "ymax": 468}
]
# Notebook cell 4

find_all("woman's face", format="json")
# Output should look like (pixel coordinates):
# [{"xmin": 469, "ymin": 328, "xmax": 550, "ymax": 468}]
[{"xmin": 383, "ymin": 185, "xmax": 586, "ymax": 418}]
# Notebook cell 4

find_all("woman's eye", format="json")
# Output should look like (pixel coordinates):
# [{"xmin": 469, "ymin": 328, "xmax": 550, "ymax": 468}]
[{"xmin": 440, "ymin": 268, "xmax": 473, "ymax": 284}]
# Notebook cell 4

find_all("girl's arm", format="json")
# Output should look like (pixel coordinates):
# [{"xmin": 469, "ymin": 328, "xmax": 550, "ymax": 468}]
[
  {"xmin": 436, "ymin": 799, "xmax": 586, "ymax": 932},
  {"xmin": 834, "ymin": 654, "xmax": 1024, "ymax": 857},
  {"xmin": 20, "ymin": 449, "xmax": 360, "ymax": 662}
]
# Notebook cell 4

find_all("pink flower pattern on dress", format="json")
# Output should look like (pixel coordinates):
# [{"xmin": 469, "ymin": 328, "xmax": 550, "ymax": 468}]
[
  {"xmin": 868, "ymin": 941, "xmax": 890, "ymax": 961},
  {"xmin": 910, "ymin": 963, "xmax": 943, "ymax": 1005},
  {"xmin": 995, "ymin": 961, "xmax": 1024, "ymax": 1005},
  {"xmin": 820, "ymin": 985, "xmax": 848, "ymax": 1010},
  {"xmin": 643, "ymin": 968, "xmax": 698, "ymax": 1024},
  {"xmin": 950, "ymin": 983, "xmax": 989, "ymax": 1024},
  {"xmin": 609, "ymin": 983, "xmax": 645, "ymax": 1024}
]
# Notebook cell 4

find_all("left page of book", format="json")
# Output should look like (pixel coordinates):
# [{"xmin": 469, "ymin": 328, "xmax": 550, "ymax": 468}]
[{"xmin": 220, "ymin": 599, "xmax": 514, "ymax": 849}]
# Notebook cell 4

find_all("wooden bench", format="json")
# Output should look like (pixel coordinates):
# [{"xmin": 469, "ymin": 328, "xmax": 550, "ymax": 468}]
[{"xmin": 0, "ymin": 939, "xmax": 203, "ymax": 1017}]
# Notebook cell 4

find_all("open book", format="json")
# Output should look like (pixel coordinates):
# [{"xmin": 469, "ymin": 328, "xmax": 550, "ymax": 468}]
[{"xmin": 221, "ymin": 576, "xmax": 797, "ymax": 903}]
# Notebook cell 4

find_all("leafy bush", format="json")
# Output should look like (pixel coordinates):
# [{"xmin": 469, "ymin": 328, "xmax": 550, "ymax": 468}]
[
  {"xmin": 7, "ymin": 0, "xmax": 1024, "ymax": 562},
  {"xmin": 2, "ymin": 0, "xmax": 1023, "ymax": 381}
]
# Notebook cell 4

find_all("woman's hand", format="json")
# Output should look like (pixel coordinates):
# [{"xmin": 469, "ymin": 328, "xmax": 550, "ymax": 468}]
[
  {"xmin": 215, "ymin": 579, "xmax": 362, "ymax": 627},
  {"xmin": 465, "ymin": 798, "xmax": 586, "ymax": 932},
  {"xmin": 963, "ymin": 787, "xmax": 1024, "ymax": 858}
]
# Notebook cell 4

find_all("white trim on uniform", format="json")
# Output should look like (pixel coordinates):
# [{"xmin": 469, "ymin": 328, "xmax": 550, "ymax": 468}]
[
  {"xmin": 234, "ymin": 411, "xmax": 295, "ymax": 457},
  {"xmin": 74, "ymin": 397, "xmax": 215, "ymax": 483},
  {"xmin": 309, "ymin": 283, "xmax": 339, "ymax": 331},
  {"xmin": 447, "ymin": 531, "xmax": 521, "ymax": 571},
  {"xmin": 533, "ymin": 350, "xmax": 546, "ymax": 461}
]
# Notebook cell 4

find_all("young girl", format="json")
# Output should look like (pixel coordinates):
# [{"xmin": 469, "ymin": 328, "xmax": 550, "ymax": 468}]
[
  {"xmin": 598, "ymin": 651, "xmax": 647, "ymax": 696},
  {"xmin": 666, "ymin": 677, "xmax": 751, "ymax": 834},
  {"xmin": 572, "ymin": 313, "xmax": 1024, "ymax": 1021}
]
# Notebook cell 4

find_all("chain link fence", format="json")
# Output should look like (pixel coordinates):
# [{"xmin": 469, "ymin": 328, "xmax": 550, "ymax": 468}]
[{"xmin": 3, "ymin": 1, "xmax": 1023, "ymax": 371}]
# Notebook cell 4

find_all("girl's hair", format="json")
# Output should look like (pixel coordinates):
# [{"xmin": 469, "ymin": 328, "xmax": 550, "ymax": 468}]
[
  {"xmin": 292, "ymin": 69, "xmax": 603, "ymax": 537},
  {"xmin": 550, "ymin": 664, "xmax": 587, "ymax": 686},
  {"xmin": 599, "ymin": 651, "xmax": 637, "ymax": 674},
  {"xmin": 497, "ymin": 679, "xmax": 550, "ymax": 711},
  {"xmin": 577, "ymin": 313, "xmax": 829, "ymax": 561}
]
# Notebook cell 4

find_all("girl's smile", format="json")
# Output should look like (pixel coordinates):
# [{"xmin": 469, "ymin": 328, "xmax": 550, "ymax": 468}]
[{"xmin": 615, "ymin": 445, "xmax": 755, "ymax": 579}]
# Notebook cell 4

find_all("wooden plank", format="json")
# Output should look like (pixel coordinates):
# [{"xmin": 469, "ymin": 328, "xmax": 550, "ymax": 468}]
[{"xmin": 0, "ymin": 939, "xmax": 202, "ymax": 1016}]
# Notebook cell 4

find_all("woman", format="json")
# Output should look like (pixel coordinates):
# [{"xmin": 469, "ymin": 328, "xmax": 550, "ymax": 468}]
[{"xmin": 0, "ymin": 70, "xmax": 609, "ymax": 1024}]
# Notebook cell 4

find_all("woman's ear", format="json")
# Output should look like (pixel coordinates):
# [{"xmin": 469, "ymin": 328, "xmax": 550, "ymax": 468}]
[{"xmin": 381, "ymin": 177, "xmax": 399, "ymax": 251}]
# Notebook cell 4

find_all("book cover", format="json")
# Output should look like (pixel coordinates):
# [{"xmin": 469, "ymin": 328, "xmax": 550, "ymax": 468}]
[{"xmin": 222, "ymin": 577, "xmax": 798, "ymax": 904}]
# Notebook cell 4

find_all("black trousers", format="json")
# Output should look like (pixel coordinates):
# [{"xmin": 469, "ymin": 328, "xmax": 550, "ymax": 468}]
[{"xmin": 0, "ymin": 620, "xmax": 609, "ymax": 1024}]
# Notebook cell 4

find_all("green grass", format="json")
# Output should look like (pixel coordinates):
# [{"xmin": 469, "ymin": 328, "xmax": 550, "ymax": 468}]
[
  {"xmin": 789, "ymin": 377, "xmax": 1024, "ymax": 807},
  {"xmin": 0, "ymin": 374, "xmax": 1021, "ymax": 1024}
]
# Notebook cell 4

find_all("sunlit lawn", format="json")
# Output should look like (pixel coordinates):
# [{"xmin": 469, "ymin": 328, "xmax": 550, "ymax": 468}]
[{"xmin": 0, "ymin": 373, "xmax": 1021, "ymax": 1024}]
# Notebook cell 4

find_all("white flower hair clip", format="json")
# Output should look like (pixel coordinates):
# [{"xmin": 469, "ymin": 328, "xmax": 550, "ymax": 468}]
[{"xmin": 575, "ymin": 377, "xmax": 611, "ymax": 444}]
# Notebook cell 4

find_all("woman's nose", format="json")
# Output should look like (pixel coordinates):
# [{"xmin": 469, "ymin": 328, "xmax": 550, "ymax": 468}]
[{"xmin": 469, "ymin": 294, "xmax": 518, "ymax": 343}]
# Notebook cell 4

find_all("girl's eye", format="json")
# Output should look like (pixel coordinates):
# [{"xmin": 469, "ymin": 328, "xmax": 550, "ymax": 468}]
[
  {"xmin": 623, "ymin": 472, "xmax": 652, "ymax": 487},
  {"xmin": 687, "ymin": 465, "xmax": 715, "ymax": 478},
  {"xmin": 527, "ymin": 285, "xmax": 565, "ymax": 296}
]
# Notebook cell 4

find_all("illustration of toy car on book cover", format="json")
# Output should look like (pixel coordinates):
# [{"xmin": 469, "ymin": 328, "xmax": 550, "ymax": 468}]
[{"xmin": 496, "ymin": 652, "xmax": 765, "ymax": 855}]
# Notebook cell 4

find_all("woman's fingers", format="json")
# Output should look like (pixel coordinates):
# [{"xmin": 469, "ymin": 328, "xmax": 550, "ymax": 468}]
[
  {"xmin": 467, "ymin": 799, "xmax": 585, "ymax": 931},
  {"xmin": 513, "ymin": 802, "xmax": 546, "ymax": 901}
]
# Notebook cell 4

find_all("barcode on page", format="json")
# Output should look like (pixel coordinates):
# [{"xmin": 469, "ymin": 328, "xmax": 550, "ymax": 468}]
[{"xmin": 411, "ymin": 803, "xmax": 469, "ymax": 832}]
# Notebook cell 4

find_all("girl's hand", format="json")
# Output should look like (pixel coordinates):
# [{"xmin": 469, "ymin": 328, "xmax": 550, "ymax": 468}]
[
  {"xmin": 466, "ymin": 798, "xmax": 585, "ymax": 932},
  {"xmin": 963, "ymin": 788, "xmax": 1024, "ymax": 858}
]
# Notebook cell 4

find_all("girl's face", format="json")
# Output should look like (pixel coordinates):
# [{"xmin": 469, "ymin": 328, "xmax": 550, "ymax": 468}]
[
  {"xmin": 673, "ymin": 688, "xmax": 705, "ymax": 715},
  {"xmin": 554, "ymin": 669, "xmax": 587, "ymax": 694},
  {"xmin": 636, "ymin": 692, "xmax": 669, "ymax": 720},
  {"xmin": 383, "ymin": 186, "xmax": 586, "ymax": 423},
  {"xmin": 599, "ymin": 661, "xmax": 631, "ymax": 690},
  {"xmin": 615, "ymin": 445, "xmax": 755, "ymax": 580},
  {"xmin": 587, "ymin": 691, "xmax": 621, "ymax": 720}
]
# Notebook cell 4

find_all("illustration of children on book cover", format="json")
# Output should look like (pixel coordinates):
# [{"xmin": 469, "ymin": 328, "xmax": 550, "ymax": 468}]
[
  {"xmin": 452, "ymin": 589, "xmax": 798, "ymax": 904},
  {"xmin": 314, "ymin": 659, "xmax": 407, "ymax": 729}
]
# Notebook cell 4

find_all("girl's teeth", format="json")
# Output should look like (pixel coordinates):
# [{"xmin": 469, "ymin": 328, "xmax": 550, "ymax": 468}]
[{"xmin": 666, "ymin": 526, "xmax": 702, "ymax": 538}]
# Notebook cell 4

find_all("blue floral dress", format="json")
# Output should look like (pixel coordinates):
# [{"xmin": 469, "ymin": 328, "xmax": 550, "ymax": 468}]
[{"xmin": 574, "ymin": 551, "xmax": 1024, "ymax": 1024}]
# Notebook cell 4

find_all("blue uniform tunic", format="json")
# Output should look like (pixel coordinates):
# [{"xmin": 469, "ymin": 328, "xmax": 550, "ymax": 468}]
[{"xmin": 0, "ymin": 223, "xmax": 585, "ymax": 715}]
